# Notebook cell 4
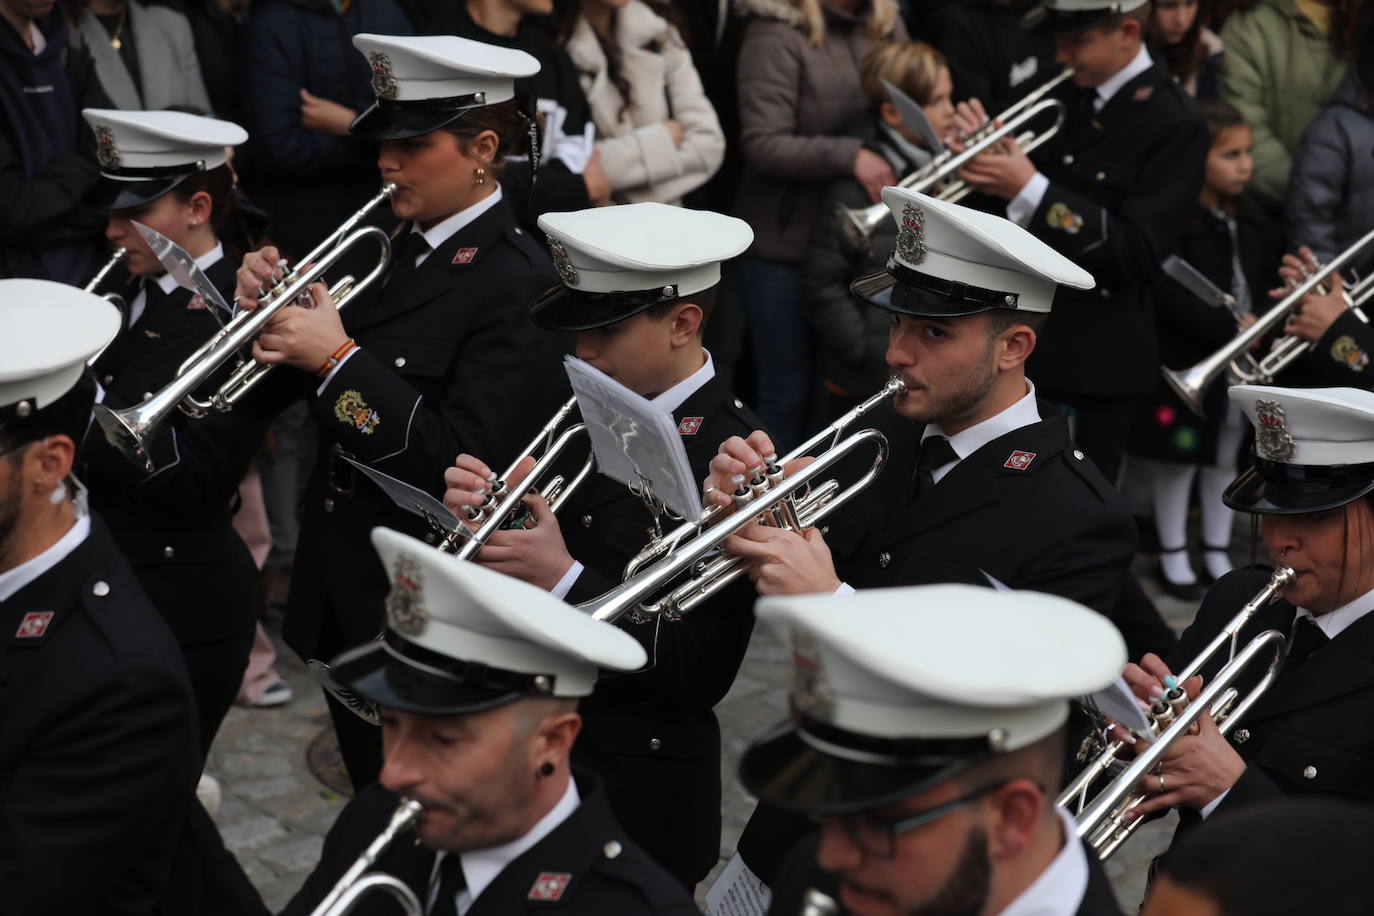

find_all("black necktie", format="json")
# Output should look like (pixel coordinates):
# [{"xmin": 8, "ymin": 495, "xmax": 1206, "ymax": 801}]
[
  {"xmin": 429, "ymin": 853, "xmax": 466, "ymax": 916},
  {"xmin": 1285, "ymin": 616, "xmax": 1329, "ymax": 674},
  {"xmin": 1075, "ymin": 86, "xmax": 1099, "ymax": 119},
  {"xmin": 387, "ymin": 230, "xmax": 431, "ymax": 291},
  {"xmin": 912, "ymin": 435, "xmax": 957, "ymax": 499}
]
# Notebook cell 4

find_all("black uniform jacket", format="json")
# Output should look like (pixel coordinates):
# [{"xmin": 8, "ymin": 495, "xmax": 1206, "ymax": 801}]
[
  {"xmin": 563, "ymin": 373, "xmax": 761, "ymax": 886},
  {"xmin": 1168, "ymin": 568, "xmax": 1374, "ymax": 812},
  {"xmin": 281, "ymin": 773, "xmax": 701, "ymax": 916},
  {"xmin": 0, "ymin": 515, "xmax": 198, "ymax": 914},
  {"xmin": 823, "ymin": 399, "xmax": 1136, "ymax": 615},
  {"xmin": 82, "ymin": 258, "xmax": 263, "ymax": 649},
  {"xmin": 1022, "ymin": 59, "xmax": 1210, "ymax": 398},
  {"xmin": 925, "ymin": 0, "xmax": 1059, "ymax": 113},
  {"xmin": 764, "ymin": 829, "xmax": 1122, "ymax": 916},
  {"xmin": 1305, "ymin": 309, "xmax": 1374, "ymax": 390}
]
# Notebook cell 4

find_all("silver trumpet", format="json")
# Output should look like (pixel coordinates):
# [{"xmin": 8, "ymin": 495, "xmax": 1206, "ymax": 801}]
[
  {"xmin": 578, "ymin": 378, "xmax": 905, "ymax": 624},
  {"xmin": 85, "ymin": 246, "xmax": 129, "ymax": 365},
  {"xmin": 93, "ymin": 184, "xmax": 397, "ymax": 471},
  {"xmin": 1062, "ymin": 566, "xmax": 1295, "ymax": 859},
  {"xmin": 800, "ymin": 889, "xmax": 842, "ymax": 915},
  {"xmin": 444, "ymin": 395, "xmax": 594, "ymax": 559},
  {"xmin": 309, "ymin": 798, "xmax": 425, "ymax": 916},
  {"xmin": 837, "ymin": 68, "xmax": 1073, "ymax": 250},
  {"xmin": 1164, "ymin": 227, "xmax": 1374, "ymax": 416}
]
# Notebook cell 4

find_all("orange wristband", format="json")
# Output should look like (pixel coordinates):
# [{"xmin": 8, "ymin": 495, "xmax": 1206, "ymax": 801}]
[{"xmin": 317, "ymin": 338, "xmax": 357, "ymax": 379}]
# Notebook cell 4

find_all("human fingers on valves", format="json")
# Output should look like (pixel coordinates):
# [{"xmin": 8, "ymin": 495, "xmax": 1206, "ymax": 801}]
[
  {"xmin": 703, "ymin": 431, "xmax": 779, "ymax": 509},
  {"xmin": 234, "ymin": 246, "xmax": 285, "ymax": 310},
  {"xmin": 442, "ymin": 454, "xmax": 535, "ymax": 523}
]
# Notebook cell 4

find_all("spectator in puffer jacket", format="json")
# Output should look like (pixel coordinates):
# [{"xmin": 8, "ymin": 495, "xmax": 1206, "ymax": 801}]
[
  {"xmin": 238, "ymin": 0, "xmax": 411, "ymax": 261},
  {"xmin": 555, "ymin": 0, "xmax": 724, "ymax": 205},
  {"xmin": 732, "ymin": 0, "xmax": 906, "ymax": 450},
  {"xmin": 1285, "ymin": 1, "xmax": 1374, "ymax": 283}
]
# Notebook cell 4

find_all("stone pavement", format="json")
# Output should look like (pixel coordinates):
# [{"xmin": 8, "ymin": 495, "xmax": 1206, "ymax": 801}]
[{"xmin": 210, "ymin": 561, "xmax": 1198, "ymax": 912}]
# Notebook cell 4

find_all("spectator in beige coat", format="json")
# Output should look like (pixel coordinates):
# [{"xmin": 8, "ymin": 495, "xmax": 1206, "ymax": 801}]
[{"xmin": 556, "ymin": 0, "xmax": 724, "ymax": 205}]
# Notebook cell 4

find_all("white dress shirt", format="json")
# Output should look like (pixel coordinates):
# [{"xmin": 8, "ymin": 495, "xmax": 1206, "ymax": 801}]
[
  {"xmin": 997, "ymin": 807, "xmax": 1091, "ymax": 916},
  {"xmin": 1006, "ymin": 46, "xmax": 1154, "ymax": 227},
  {"xmin": 428, "ymin": 777, "xmax": 580, "ymax": 915},
  {"xmin": 550, "ymin": 350, "xmax": 716, "ymax": 598},
  {"xmin": 129, "ymin": 241, "xmax": 225, "ymax": 328}
]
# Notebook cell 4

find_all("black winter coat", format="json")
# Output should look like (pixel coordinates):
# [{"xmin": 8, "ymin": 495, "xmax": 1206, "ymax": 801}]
[
  {"xmin": 1286, "ymin": 69, "xmax": 1374, "ymax": 282},
  {"xmin": 281, "ymin": 775, "xmax": 702, "ymax": 915}
]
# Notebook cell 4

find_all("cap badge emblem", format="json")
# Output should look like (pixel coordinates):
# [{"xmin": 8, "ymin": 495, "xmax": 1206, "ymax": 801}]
[
  {"xmin": 1254, "ymin": 399, "xmax": 1296, "ymax": 462},
  {"xmin": 1046, "ymin": 202, "xmax": 1083, "ymax": 235},
  {"xmin": 1331, "ymin": 335, "xmax": 1370, "ymax": 373},
  {"xmin": 1003, "ymin": 449, "xmax": 1036, "ymax": 470},
  {"xmin": 677, "ymin": 416, "xmax": 703, "ymax": 436},
  {"xmin": 334, "ymin": 390, "xmax": 380, "ymax": 436},
  {"xmin": 15, "ymin": 611, "xmax": 54, "ymax": 639},
  {"xmin": 548, "ymin": 238, "xmax": 579, "ymax": 285},
  {"xmin": 369, "ymin": 52, "xmax": 398, "ymax": 100},
  {"xmin": 386, "ymin": 554, "xmax": 427, "ymax": 636},
  {"xmin": 528, "ymin": 872, "xmax": 571, "ymax": 901},
  {"xmin": 895, "ymin": 202, "xmax": 927, "ymax": 265},
  {"xmin": 94, "ymin": 126, "xmax": 120, "ymax": 169},
  {"xmin": 790, "ymin": 627, "xmax": 835, "ymax": 722}
]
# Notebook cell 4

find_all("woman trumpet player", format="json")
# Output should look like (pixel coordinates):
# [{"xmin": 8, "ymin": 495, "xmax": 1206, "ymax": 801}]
[
  {"xmin": 1114, "ymin": 384, "xmax": 1374, "ymax": 842},
  {"xmin": 230, "ymin": 34, "xmax": 566, "ymax": 789},
  {"xmin": 79, "ymin": 108, "xmax": 264, "ymax": 757}
]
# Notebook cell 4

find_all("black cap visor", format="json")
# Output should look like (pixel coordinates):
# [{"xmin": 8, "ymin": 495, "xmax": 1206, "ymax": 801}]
[
  {"xmin": 350, "ymin": 98, "xmax": 481, "ymax": 142},
  {"xmin": 1022, "ymin": 4, "xmax": 1116, "ymax": 36},
  {"xmin": 530, "ymin": 284, "xmax": 679, "ymax": 332},
  {"xmin": 331, "ymin": 631, "xmax": 546, "ymax": 717},
  {"xmin": 852, "ymin": 261, "xmax": 1020, "ymax": 319},
  {"xmin": 90, "ymin": 174, "xmax": 187, "ymax": 210},
  {"xmin": 739, "ymin": 713, "xmax": 991, "ymax": 815},
  {"xmin": 1223, "ymin": 458, "xmax": 1374, "ymax": 515}
]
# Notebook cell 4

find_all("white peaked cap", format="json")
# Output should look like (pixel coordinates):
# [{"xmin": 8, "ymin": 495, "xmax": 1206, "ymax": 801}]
[{"xmin": 0, "ymin": 281, "xmax": 120, "ymax": 418}]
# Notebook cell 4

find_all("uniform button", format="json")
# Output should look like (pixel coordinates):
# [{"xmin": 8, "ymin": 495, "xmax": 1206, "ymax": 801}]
[
  {"xmin": 1303, "ymin": 765, "xmax": 1318, "ymax": 780},
  {"xmin": 648, "ymin": 737, "xmax": 662, "ymax": 751},
  {"xmin": 581, "ymin": 514, "xmax": 593, "ymax": 528},
  {"xmin": 877, "ymin": 551, "xmax": 891, "ymax": 568},
  {"xmin": 394, "ymin": 357, "xmax": 406, "ymax": 369},
  {"xmin": 1099, "ymin": 288, "xmax": 1111, "ymax": 299},
  {"xmin": 733, "ymin": 398, "xmax": 744, "ymax": 409},
  {"xmin": 1061, "ymin": 154, "xmax": 1074, "ymax": 166},
  {"xmin": 1073, "ymin": 449, "xmax": 1084, "ymax": 460},
  {"xmin": 425, "ymin": 532, "xmax": 437, "ymax": 544},
  {"xmin": 1232, "ymin": 728, "xmax": 1250, "ymax": 744},
  {"xmin": 603, "ymin": 841, "xmax": 622, "ymax": 859},
  {"xmin": 1095, "ymin": 171, "xmax": 1106, "ymax": 181},
  {"xmin": 514, "ymin": 227, "xmax": 523, "ymax": 235},
  {"xmin": 163, "ymin": 545, "xmax": 175, "ymax": 559},
  {"xmin": 92, "ymin": 581, "xmax": 111, "ymax": 597},
  {"xmin": 102, "ymin": 374, "xmax": 114, "ymax": 385},
  {"xmin": 324, "ymin": 498, "xmax": 335, "ymax": 513}
]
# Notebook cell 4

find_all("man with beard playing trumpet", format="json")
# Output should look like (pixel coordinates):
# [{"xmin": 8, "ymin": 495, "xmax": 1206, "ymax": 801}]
[
  {"xmin": 1118, "ymin": 385, "xmax": 1374, "ymax": 833},
  {"xmin": 700, "ymin": 187, "xmax": 1141, "ymax": 891}
]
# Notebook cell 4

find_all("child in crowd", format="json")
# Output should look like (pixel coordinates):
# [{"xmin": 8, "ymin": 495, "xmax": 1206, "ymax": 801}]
[
  {"xmin": 1129, "ymin": 101, "xmax": 1282, "ymax": 598},
  {"xmin": 1147, "ymin": 0, "xmax": 1223, "ymax": 98}
]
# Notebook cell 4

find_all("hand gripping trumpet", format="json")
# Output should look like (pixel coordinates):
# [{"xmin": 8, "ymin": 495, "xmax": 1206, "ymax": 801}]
[
  {"xmin": 577, "ymin": 378, "xmax": 905, "ymax": 624},
  {"xmin": 1164, "ymin": 226, "xmax": 1374, "ymax": 416},
  {"xmin": 837, "ymin": 68, "xmax": 1073, "ymax": 251},
  {"xmin": 441, "ymin": 395, "xmax": 595, "ymax": 558},
  {"xmin": 1061, "ymin": 566, "xmax": 1295, "ymax": 858},
  {"xmin": 93, "ymin": 184, "xmax": 397, "ymax": 471},
  {"xmin": 308, "ymin": 798, "xmax": 425, "ymax": 916}
]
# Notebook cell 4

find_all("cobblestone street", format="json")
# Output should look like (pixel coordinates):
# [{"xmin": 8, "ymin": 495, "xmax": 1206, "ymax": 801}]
[{"xmin": 210, "ymin": 557, "xmax": 1194, "ymax": 912}]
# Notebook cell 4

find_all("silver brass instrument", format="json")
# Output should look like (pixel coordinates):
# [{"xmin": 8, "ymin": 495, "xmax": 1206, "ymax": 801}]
[
  {"xmin": 85, "ymin": 246, "xmax": 128, "ymax": 294},
  {"xmin": 577, "ymin": 378, "xmax": 905, "ymax": 624},
  {"xmin": 309, "ymin": 798, "xmax": 424, "ymax": 916},
  {"xmin": 93, "ymin": 184, "xmax": 397, "ymax": 471},
  {"xmin": 1164, "ymin": 227, "xmax": 1374, "ymax": 416},
  {"xmin": 838, "ymin": 68, "xmax": 1074, "ymax": 250},
  {"xmin": 444, "ymin": 395, "xmax": 594, "ymax": 559},
  {"xmin": 799, "ymin": 888, "xmax": 842, "ymax": 915},
  {"xmin": 1062, "ymin": 566, "xmax": 1295, "ymax": 858}
]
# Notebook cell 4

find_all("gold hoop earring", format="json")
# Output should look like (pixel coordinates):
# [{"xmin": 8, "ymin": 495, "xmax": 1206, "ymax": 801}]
[{"xmin": 474, "ymin": 166, "xmax": 486, "ymax": 186}]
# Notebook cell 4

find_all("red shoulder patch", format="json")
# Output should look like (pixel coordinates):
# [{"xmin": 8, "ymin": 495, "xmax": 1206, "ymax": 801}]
[
  {"xmin": 677, "ymin": 416, "xmax": 704, "ymax": 436},
  {"xmin": 528, "ymin": 872, "xmax": 571, "ymax": 901},
  {"xmin": 1003, "ymin": 450, "xmax": 1036, "ymax": 470},
  {"xmin": 15, "ymin": 611, "xmax": 54, "ymax": 638},
  {"xmin": 452, "ymin": 247, "xmax": 478, "ymax": 265},
  {"xmin": 1133, "ymin": 85, "xmax": 1154, "ymax": 102}
]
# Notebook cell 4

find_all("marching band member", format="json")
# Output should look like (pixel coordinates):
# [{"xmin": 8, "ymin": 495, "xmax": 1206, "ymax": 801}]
[
  {"xmin": 701, "ymin": 187, "xmax": 1144, "ymax": 889},
  {"xmin": 955, "ymin": 0, "xmax": 1210, "ymax": 484},
  {"xmin": 1275, "ymin": 246, "xmax": 1374, "ymax": 390},
  {"xmin": 282, "ymin": 528, "xmax": 698, "ymax": 915},
  {"xmin": 741, "ymin": 584, "xmax": 1127, "ymax": 916},
  {"xmin": 440, "ymin": 202, "xmax": 761, "ymax": 890},
  {"xmin": 1120, "ymin": 386, "xmax": 1374, "ymax": 834},
  {"xmin": 0, "ymin": 282, "xmax": 198, "ymax": 913},
  {"xmin": 226, "ymin": 34, "xmax": 569, "ymax": 789},
  {"xmin": 79, "ymin": 108, "xmax": 263, "ymax": 755}
]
